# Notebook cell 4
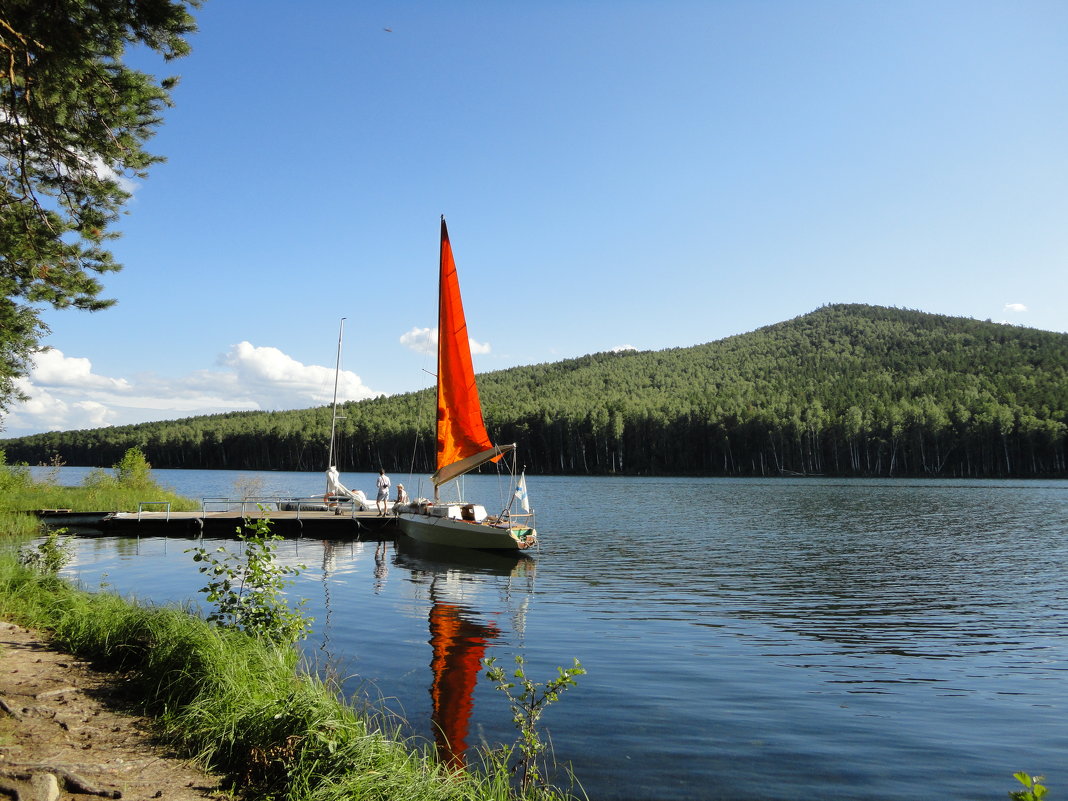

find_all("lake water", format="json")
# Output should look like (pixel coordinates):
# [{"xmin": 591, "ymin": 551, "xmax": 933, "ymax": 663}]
[{"xmin": 37, "ymin": 467, "xmax": 1068, "ymax": 800}]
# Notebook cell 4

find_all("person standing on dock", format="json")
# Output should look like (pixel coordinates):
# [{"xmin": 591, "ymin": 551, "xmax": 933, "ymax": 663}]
[{"xmin": 376, "ymin": 469, "xmax": 391, "ymax": 515}]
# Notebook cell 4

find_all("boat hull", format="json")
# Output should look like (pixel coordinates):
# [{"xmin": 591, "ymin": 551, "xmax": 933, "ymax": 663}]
[
  {"xmin": 278, "ymin": 495, "xmax": 367, "ymax": 513},
  {"xmin": 397, "ymin": 512, "xmax": 536, "ymax": 551}
]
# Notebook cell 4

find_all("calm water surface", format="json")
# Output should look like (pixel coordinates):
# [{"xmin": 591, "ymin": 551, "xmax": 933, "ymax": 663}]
[{"xmin": 42, "ymin": 468, "xmax": 1068, "ymax": 800}]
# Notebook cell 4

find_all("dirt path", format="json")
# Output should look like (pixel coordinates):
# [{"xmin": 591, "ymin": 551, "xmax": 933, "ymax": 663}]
[{"xmin": 0, "ymin": 620, "xmax": 229, "ymax": 801}]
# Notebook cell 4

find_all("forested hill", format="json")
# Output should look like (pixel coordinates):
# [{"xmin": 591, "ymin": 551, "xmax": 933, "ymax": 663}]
[{"xmin": 3, "ymin": 304, "xmax": 1067, "ymax": 477}]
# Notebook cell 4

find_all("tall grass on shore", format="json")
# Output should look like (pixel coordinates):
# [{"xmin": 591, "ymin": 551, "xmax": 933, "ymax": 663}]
[
  {"xmin": 0, "ymin": 511, "xmax": 42, "ymax": 539},
  {"xmin": 0, "ymin": 448, "xmax": 583, "ymax": 798},
  {"xmin": 0, "ymin": 556, "xmax": 576, "ymax": 801},
  {"xmin": 0, "ymin": 447, "xmax": 199, "ymax": 514}
]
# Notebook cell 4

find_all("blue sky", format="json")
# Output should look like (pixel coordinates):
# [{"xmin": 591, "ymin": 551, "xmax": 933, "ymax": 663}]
[{"xmin": 4, "ymin": 0, "xmax": 1067, "ymax": 438}]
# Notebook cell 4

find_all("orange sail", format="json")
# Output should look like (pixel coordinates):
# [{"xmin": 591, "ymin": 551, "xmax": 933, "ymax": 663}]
[{"xmin": 434, "ymin": 218, "xmax": 509, "ymax": 486}]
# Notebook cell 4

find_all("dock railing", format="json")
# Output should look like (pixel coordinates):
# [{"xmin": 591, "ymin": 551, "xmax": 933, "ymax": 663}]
[
  {"xmin": 137, "ymin": 501, "xmax": 172, "ymax": 521},
  {"xmin": 199, "ymin": 497, "xmax": 366, "ymax": 521}
]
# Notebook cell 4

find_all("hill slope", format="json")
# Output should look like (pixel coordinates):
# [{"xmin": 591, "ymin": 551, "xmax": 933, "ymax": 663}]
[{"xmin": 3, "ymin": 304, "xmax": 1066, "ymax": 477}]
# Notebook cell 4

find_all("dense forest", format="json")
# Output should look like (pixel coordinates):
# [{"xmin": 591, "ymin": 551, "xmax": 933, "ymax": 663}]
[{"xmin": 3, "ymin": 305, "xmax": 1067, "ymax": 478}]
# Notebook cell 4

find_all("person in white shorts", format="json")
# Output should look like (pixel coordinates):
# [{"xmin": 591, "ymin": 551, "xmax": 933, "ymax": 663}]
[{"xmin": 376, "ymin": 469, "xmax": 391, "ymax": 515}]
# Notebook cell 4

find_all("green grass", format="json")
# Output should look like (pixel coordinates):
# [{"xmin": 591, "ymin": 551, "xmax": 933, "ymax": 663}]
[
  {"xmin": 0, "ymin": 471, "xmax": 199, "ymax": 514},
  {"xmin": 0, "ymin": 512, "xmax": 44, "ymax": 539},
  {"xmin": 0, "ymin": 482, "xmax": 200, "ymax": 512},
  {"xmin": 0, "ymin": 553, "xmax": 574, "ymax": 801},
  {"xmin": 0, "ymin": 449, "xmax": 199, "ymax": 514}
]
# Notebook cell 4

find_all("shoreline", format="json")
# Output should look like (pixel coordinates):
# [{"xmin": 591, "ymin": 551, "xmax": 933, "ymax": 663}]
[{"xmin": 0, "ymin": 619, "xmax": 226, "ymax": 800}]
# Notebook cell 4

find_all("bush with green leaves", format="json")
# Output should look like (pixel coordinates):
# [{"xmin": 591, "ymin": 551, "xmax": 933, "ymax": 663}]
[
  {"xmin": 1010, "ymin": 773, "xmax": 1048, "ymax": 801},
  {"xmin": 483, "ymin": 655, "xmax": 585, "ymax": 794},
  {"xmin": 80, "ymin": 446, "xmax": 155, "ymax": 491},
  {"xmin": 17, "ymin": 528, "xmax": 74, "ymax": 575},
  {"xmin": 114, "ymin": 447, "xmax": 154, "ymax": 488},
  {"xmin": 188, "ymin": 513, "xmax": 312, "ymax": 646}
]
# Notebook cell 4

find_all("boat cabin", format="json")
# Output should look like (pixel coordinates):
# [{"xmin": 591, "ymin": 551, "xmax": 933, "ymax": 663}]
[{"xmin": 428, "ymin": 503, "xmax": 489, "ymax": 522}]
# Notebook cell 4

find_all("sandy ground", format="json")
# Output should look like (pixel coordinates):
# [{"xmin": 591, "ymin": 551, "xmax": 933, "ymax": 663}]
[{"xmin": 0, "ymin": 620, "xmax": 229, "ymax": 801}]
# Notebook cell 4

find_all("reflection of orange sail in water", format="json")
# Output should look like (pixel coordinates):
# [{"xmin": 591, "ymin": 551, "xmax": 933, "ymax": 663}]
[{"xmin": 428, "ymin": 602, "xmax": 499, "ymax": 767}]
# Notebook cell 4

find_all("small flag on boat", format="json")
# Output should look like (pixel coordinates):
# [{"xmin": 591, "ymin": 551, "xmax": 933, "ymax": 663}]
[{"xmin": 514, "ymin": 471, "xmax": 530, "ymax": 513}]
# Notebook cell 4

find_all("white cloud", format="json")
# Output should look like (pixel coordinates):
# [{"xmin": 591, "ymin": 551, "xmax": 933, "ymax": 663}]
[
  {"xmin": 70, "ymin": 400, "xmax": 114, "ymax": 429},
  {"xmin": 221, "ymin": 342, "xmax": 377, "ymax": 406},
  {"xmin": 29, "ymin": 348, "xmax": 131, "ymax": 391},
  {"xmin": 612, "ymin": 344, "xmax": 638, "ymax": 353},
  {"xmin": 400, "ymin": 327, "xmax": 434, "ymax": 354},
  {"xmin": 4, "ymin": 376, "xmax": 127, "ymax": 434},
  {"xmin": 400, "ymin": 326, "xmax": 491, "ymax": 355},
  {"xmin": 1, "ymin": 343, "xmax": 383, "ymax": 438},
  {"xmin": 1004, "ymin": 303, "xmax": 1028, "ymax": 313}
]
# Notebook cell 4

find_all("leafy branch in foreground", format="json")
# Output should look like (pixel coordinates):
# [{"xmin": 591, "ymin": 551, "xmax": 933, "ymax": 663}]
[
  {"xmin": 188, "ymin": 512, "xmax": 312, "ymax": 645},
  {"xmin": 1010, "ymin": 773, "xmax": 1048, "ymax": 801},
  {"xmin": 484, "ymin": 655, "xmax": 586, "ymax": 794},
  {"xmin": 17, "ymin": 528, "xmax": 73, "ymax": 575}
]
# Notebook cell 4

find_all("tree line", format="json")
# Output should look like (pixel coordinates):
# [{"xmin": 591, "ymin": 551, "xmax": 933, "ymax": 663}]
[{"xmin": 3, "ymin": 305, "xmax": 1066, "ymax": 478}]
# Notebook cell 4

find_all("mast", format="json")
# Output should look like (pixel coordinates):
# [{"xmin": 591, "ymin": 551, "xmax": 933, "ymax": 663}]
[
  {"xmin": 327, "ymin": 317, "xmax": 346, "ymax": 472},
  {"xmin": 434, "ymin": 218, "xmax": 444, "ymax": 503}
]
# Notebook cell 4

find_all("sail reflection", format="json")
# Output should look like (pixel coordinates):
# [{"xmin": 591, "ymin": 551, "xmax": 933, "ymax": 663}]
[
  {"xmin": 394, "ymin": 538, "xmax": 535, "ymax": 767},
  {"xmin": 428, "ymin": 597, "xmax": 498, "ymax": 766}
]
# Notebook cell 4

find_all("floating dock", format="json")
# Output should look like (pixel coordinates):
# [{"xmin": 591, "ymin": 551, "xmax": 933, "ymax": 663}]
[{"xmin": 35, "ymin": 504, "xmax": 400, "ymax": 539}]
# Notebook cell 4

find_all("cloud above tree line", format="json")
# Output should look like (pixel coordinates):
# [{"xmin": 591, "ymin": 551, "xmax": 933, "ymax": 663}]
[
  {"xmin": 3, "ymin": 324, "xmax": 500, "ymax": 438},
  {"xmin": 3, "ymin": 342, "xmax": 382, "ymax": 437}
]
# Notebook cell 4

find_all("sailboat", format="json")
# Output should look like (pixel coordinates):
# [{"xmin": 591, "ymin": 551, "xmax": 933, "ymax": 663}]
[{"xmin": 396, "ymin": 218, "xmax": 537, "ymax": 551}]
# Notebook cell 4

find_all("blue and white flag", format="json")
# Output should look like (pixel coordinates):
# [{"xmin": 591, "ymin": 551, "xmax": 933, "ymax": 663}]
[{"xmin": 514, "ymin": 471, "xmax": 530, "ymax": 513}]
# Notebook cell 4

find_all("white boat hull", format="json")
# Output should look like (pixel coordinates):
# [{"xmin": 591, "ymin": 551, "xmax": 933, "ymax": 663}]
[
  {"xmin": 278, "ymin": 495, "xmax": 367, "ymax": 513},
  {"xmin": 397, "ymin": 511, "xmax": 536, "ymax": 551}
]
